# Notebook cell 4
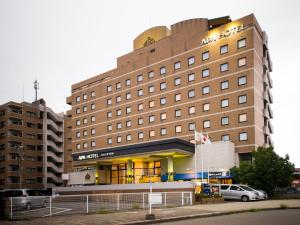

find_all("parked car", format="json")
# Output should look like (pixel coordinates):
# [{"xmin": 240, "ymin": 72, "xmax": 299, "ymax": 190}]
[
  {"xmin": 239, "ymin": 185, "xmax": 268, "ymax": 200},
  {"xmin": 2, "ymin": 189, "xmax": 47, "ymax": 210},
  {"xmin": 211, "ymin": 184, "xmax": 260, "ymax": 202}
]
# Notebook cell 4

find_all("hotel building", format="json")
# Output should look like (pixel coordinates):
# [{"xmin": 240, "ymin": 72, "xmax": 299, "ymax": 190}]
[
  {"xmin": 0, "ymin": 99, "xmax": 64, "ymax": 189},
  {"xmin": 65, "ymin": 14, "xmax": 273, "ymax": 185}
]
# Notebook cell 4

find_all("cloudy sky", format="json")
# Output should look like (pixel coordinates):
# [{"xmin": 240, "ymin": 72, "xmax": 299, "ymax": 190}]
[{"xmin": 0, "ymin": 0, "xmax": 299, "ymax": 166}]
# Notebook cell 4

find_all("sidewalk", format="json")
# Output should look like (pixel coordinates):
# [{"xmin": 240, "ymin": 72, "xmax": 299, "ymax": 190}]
[{"xmin": 2, "ymin": 199, "xmax": 300, "ymax": 225}]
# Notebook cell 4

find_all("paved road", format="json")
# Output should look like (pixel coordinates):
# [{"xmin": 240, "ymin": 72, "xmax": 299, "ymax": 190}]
[{"xmin": 157, "ymin": 209, "xmax": 300, "ymax": 225}]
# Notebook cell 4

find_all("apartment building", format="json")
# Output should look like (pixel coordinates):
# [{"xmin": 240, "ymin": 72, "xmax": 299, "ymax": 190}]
[
  {"xmin": 66, "ymin": 14, "xmax": 273, "ymax": 185},
  {"xmin": 0, "ymin": 99, "xmax": 64, "ymax": 189}
]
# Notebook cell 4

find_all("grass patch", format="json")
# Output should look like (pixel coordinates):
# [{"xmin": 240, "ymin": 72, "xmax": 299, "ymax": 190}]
[
  {"xmin": 98, "ymin": 206, "xmax": 109, "ymax": 214},
  {"xmin": 249, "ymin": 208, "xmax": 261, "ymax": 212},
  {"xmin": 132, "ymin": 203, "xmax": 140, "ymax": 209},
  {"xmin": 279, "ymin": 204, "xmax": 288, "ymax": 209}
]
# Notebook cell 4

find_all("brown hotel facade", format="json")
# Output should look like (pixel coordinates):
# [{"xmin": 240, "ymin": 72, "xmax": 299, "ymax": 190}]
[{"xmin": 66, "ymin": 14, "xmax": 273, "ymax": 185}]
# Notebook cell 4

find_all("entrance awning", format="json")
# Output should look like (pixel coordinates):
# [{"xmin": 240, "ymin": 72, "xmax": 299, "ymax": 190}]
[{"xmin": 72, "ymin": 138, "xmax": 194, "ymax": 162}]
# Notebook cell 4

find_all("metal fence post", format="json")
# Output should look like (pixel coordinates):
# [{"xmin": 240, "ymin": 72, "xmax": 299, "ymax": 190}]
[
  {"xmin": 142, "ymin": 193, "xmax": 145, "ymax": 209},
  {"xmin": 164, "ymin": 192, "xmax": 167, "ymax": 207},
  {"xmin": 49, "ymin": 196, "xmax": 52, "ymax": 216},
  {"xmin": 117, "ymin": 194, "xmax": 120, "ymax": 210},
  {"xmin": 86, "ymin": 195, "xmax": 89, "ymax": 214},
  {"xmin": 10, "ymin": 197, "xmax": 13, "ymax": 220},
  {"xmin": 190, "ymin": 192, "xmax": 193, "ymax": 205},
  {"xmin": 181, "ymin": 192, "xmax": 184, "ymax": 206}
]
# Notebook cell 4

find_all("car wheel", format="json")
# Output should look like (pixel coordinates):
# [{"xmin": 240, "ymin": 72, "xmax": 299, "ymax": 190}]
[
  {"xmin": 241, "ymin": 195, "xmax": 249, "ymax": 202},
  {"xmin": 26, "ymin": 203, "xmax": 31, "ymax": 210},
  {"xmin": 42, "ymin": 200, "xmax": 47, "ymax": 208}
]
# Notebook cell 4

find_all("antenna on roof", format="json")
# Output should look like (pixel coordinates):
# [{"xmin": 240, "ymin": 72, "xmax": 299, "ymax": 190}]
[{"xmin": 34, "ymin": 79, "xmax": 39, "ymax": 101}]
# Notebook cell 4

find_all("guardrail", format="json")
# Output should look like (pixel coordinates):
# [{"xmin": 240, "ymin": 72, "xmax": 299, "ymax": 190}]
[{"xmin": 3, "ymin": 191, "xmax": 193, "ymax": 220}]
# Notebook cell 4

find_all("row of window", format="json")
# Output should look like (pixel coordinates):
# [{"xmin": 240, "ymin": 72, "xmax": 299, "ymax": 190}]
[
  {"xmin": 75, "ymin": 91, "xmax": 96, "ymax": 103},
  {"xmin": 75, "ymin": 131, "xmax": 249, "ymax": 150}
]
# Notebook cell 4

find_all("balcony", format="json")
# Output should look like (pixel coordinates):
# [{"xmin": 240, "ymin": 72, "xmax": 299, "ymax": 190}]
[
  {"xmin": 47, "ymin": 161, "xmax": 63, "ymax": 173},
  {"xmin": 47, "ymin": 129, "xmax": 63, "ymax": 143},
  {"xmin": 47, "ymin": 119, "xmax": 63, "ymax": 133},
  {"xmin": 264, "ymin": 71, "xmax": 273, "ymax": 89},
  {"xmin": 47, "ymin": 150, "xmax": 63, "ymax": 163},
  {"xmin": 262, "ymin": 31, "xmax": 269, "ymax": 51},
  {"xmin": 47, "ymin": 171, "xmax": 63, "ymax": 184},
  {"xmin": 66, "ymin": 96, "xmax": 72, "ymax": 105},
  {"xmin": 47, "ymin": 140, "xmax": 63, "ymax": 153}
]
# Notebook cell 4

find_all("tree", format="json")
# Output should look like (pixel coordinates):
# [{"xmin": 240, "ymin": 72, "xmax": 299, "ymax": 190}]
[{"xmin": 230, "ymin": 146, "xmax": 295, "ymax": 196}]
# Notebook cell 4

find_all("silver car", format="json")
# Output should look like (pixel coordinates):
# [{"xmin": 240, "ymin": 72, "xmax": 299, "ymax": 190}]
[
  {"xmin": 218, "ymin": 184, "xmax": 260, "ymax": 202},
  {"xmin": 240, "ymin": 185, "xmax": 268, "ymax": 200}
]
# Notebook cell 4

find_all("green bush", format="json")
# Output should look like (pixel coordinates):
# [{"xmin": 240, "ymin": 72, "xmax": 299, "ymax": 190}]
[{"xmin": 279, "ymin": 204, "xmax": 288, "ymax": 209}]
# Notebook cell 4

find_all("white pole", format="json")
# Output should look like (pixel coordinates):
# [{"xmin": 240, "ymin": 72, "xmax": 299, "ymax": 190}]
[
  {"xmin": 149, "ymin": 182, "xmax": 152, "ymax": 215},
  {"xmin": 49, "ymin": 196, "xmax": 52, "ymax": 216},
  {"xmin": 207, "ymin": 132, "xmax": 210, "ymax": 184},
  {"xmin": 194, "ymin": 130, "xmax": 197, "ymax": 181},
  {"xmin": 10, "ymin": 197, "xmax": 12, "ymax": 220},
  {"xmin": 117, "ymin": 194, "xmax": 120, "ymax": 211},
  {"xmin": 201, "ymin": 131, "xmax": 204, "ymax": 184},
  {"xmin": 86, "ymin": 195, "xmax": 89, "ymax": 214}
]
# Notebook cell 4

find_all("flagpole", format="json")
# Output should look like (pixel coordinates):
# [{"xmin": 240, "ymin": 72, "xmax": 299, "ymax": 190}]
[{"xmin": 194, "ymin": 130, "xmax": 197, "ymax": 181}]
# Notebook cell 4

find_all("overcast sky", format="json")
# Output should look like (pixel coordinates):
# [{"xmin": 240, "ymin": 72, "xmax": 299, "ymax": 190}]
[{"xmin": 0, "ymin": 0, "xmax": 299, "ymax": 167}]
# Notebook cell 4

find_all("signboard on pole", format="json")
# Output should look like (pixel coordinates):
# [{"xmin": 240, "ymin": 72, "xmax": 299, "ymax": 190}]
[{"xmin": 149, "ymin": 193, "xmax": 162, "ymax": 205}]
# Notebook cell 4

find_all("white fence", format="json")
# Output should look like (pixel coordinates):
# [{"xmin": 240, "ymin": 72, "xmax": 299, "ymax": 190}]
[{"xmin": 5, "ymin": 192, "xmax": 193, "ymax": 220}]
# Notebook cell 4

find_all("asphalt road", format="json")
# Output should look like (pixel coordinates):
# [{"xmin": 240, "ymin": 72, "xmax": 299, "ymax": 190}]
[{"xmin": 157, "ymin": 209, "xmax": 300, "ymax": 225}]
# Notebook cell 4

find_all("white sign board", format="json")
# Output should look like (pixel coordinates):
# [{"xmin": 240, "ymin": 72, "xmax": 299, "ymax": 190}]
[{"xmin": 149, "ymin": 193, "xmax": 162, "ymax": 205}]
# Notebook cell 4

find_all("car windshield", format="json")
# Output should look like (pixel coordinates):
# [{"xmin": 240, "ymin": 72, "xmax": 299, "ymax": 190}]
[
  {"xmin": 26, "ymin": 190, "xmax": 42, "ymax": 196},
  {"xmin": 240, "ymin": 185, "xmax": 254, "ymax": 191}
]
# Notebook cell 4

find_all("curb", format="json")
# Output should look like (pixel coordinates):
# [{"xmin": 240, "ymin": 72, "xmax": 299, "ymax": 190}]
[{"xmin": 121, "ymin": 207, "xmax": 300, "ymax": 225}]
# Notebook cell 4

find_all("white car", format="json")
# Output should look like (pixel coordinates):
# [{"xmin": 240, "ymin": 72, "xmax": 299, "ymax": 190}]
[{"xmin": 240, "ymin": 185, "xmax": 268, "ymax": 200}]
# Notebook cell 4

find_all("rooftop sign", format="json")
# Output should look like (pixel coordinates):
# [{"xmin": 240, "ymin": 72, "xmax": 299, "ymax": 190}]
[{"xmin": 201, "ymin": 24, "xmax": 245, "ymax": 46}]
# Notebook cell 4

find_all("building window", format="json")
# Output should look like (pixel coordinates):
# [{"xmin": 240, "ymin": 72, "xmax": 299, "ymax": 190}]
[
  {"xmin": 188, "ymin": 73, "xmax": 195, "ymax": 82},
  {"xmin": 239, "ymin": 132, "xmax": 248, "ymax": 141},
  {"xmin": 238, "ymin": 76, "xmax": 247, "ymax": 86},
  {"xmin": 189, "ymin": 123, "xmax": 195, "ymax": 131},
  {"xmin": 125, "ymin": 79, "xmax": 131, "ymax": 86},
  {"xmin": 138, "ymin": 132, "xmax": 144, "ymax": 139},
  {"xmin": 116, "ymin": 109, "xmax": 122, "ymax": 116},
  {"xmin": 107, "ymin": 138, "xmax": 112, "ymax": 144},
  {"xmin": 117, "ymin": 136, "xmax": 122, "ymax": 143},
  {"xmin": 202, "ymin": 51, "xmax": 209, "ymax": 60},
  {"xmin": 83, "ymin": 94, "xmax": 87, "ymax": 100},
  {"xmin": 203, "ymin": 103, "xmax": 210, "ymax": 111},
  {"xmin": 222, "ymin": 135, "xmax": 230, "ymax": 142},
  {"xmin": 220, "ymin": 44, "xmax": 228, "ymax": 54},
  {"xmin": 76, "ymin": 144, "xmax": 80, "ymax": 150},
  {"xmin": 126, "ymin": 92, "xmax": 131, "ymax": 100},
  {"xmin": 138, "ymin": 118, "xmax": 143, "ymax": 125},
  {"xmin": 161, "ymin": 128, "xmax": 167, "ymax": 136},
  {"xmin": 160, "ymin": 82, "xmax": 166, "ymax": 90},
  {"xmin": 202, "ymin": 86, "xmax": 210, "ymax": 95},
  {"xmin": 107, "ymin": 98, "xmax": 112, "ymax": 106},
  {"xmin": 238, "ymin": 57, "xmax": 247, "ymax": 67},
  {"xmin": 149, "ymin": 130, "xmax": 155, "ymax": 137},
  {"xmin": 175, "ymin": 125, "xmax": 182, "ymax": 133},
  {"xmin": 203, "ymin": 120, "xmax": 210, "ymax": 128},
  {"xmin": 160, "ymin": 67, "xmax": 166, "ymax": 75},
  {"xmin": 138, "ymin": 103, "xmax": 144, "ymax": 111},
  {"xmin": 174, "ymin": 61, "xmax": 181, "ymax": 70},
  {"xmin": 76, "ymin": 108, "xmax": 80, "ymax": 114},
  {"xmin": 239, "ymin": 113, "xmax": 247, "ymax": 123},
  {"xmin": 83, "ymin": 142, "xmax": 88, "ymax": 149},
  {"xmin": 149, "ymin": 100, "xmax": 155, "ymax": 108},
  {"xmin": 148, "ymin": 85, "xmax": 155, "ymax": 93},
  {"xmin": 175, "ymin": 93, "xmax": 181, "ymax": 102},
  {"xmin": 221, "ymin": 116, "xmax": 229, "ymax": 125},
  {"xmin": 91, "ymin": 103, "xmax": 95, "ymax": 110},
  {"xmin": 83, "ymin": 130, "xmax": 88, "ymax": 136},
  {"xmin": 202, "ymin": 68, "xmax": 210, "ymax": 78},
  {"xmin": 188, "ymin": 56, "xmax": 195, "ymax": 66},
  {"xmin": 221, "ymin": 80, "xmax": 229, "ymax": 90},
  {"xmin": 107, "ymin": 124, "xmax": 112, "ymax": 131},
  {"xmin": 138, "ymin": 89, "xmax": 143, "ymax": 97},
  {"xmin": 91, "ymin": 116, "xmax": 96, "ymax": 123},
  {"xmin": 160, "ymin": 112, "xmax": 167, "ymax": 121},
  {"xmin": 238, "ymin": 38, "xmax": 246, "ymax": 49},
  {"xmin": 83, "ymin": 118, "xmax": 88, "ymax": 124},
  {"xmin": 83, "ymin": 105, "xmax": 87, "ymax": 112},
  {"xmin": 160, "ymin": 97, "xmax": 167, "ymax": 105},
  {"xmin": 221, "ymin": 99, "xmax": 229, "ymax": 108},
  {"xmin": 91, "ymin": 141, "xmax": 96, "ymax": 147},
  {"xmin": 116, "ymin": 122, "xmax": 122, "ymax": 130},
  {"xmin": 175, "ymin": 109, "xmax": 181, "ymax": 117},
  {"xmin": 76, "ymin": 96, "xmax": 80, "ymax": 102},
  {"xmin": 107, "ymin": 111, "xmax": 112, "ymax": 118},
  {"xmin": 91, "ymin": 91, "xmax": 96, "ymax": 98},
  {"xmin": 116, "ymin": 82, "xmax": 121, "ymax": 90},
  {"xmin": 238, "ymin": 95, "xmax": 247, "ymax": 104},
  {"xmin": 220, "ymin": 63, "xmax": 229, "ymax": 72},
  {"xmin": 76, "ymin": 132, "xmax": 80, "ymax": 138},
  {"xmin": 174, "ymin": 78, "xmax": 181, "ymax": 86},
  {"xmin": 107, "ymin": 85, "xmax": 112, "ymax": 92},
  {"xmin": 188, "ymin": 89, "xmax": 195, "ymax": 98},
  {"xmin": 137, "ymin": 74, "xmax": 143, "ymax": 82},
  {"xmin": 126, "ymin": 120, "xmax": 131, "ymax": 127},
  {"xmin": 116, "ymin": 96, "xmax": 121, "ymax": 103},
  {"xmin": 188, "ymin": 106, "xmax": 195, "ymax": 114},
  {"xmin": 126, "ymin": 134, "xmax": 132, "ymax": 142},
  {"xmin": 149, "ymin": 115, "xmax": 155, "ymax": 123},
  {"xmin": 91, "ymin": 128, "xmax": 95, "ymax": 135},
  {"xmin": 126, "ymin": 106, "xmax": 132, "ymax": 114},
  {"xmin": 76, "ymin": 120, "xmax": 80, "ymax": 126},
  {"xmin": 148, "ymin": 71, "xmax": 154, "ymax": 79}
]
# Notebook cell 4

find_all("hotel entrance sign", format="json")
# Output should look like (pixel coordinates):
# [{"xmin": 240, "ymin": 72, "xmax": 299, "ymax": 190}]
[{"xmin": 201, "ymin": 24, "xmax": 244, "ymax": 45}]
